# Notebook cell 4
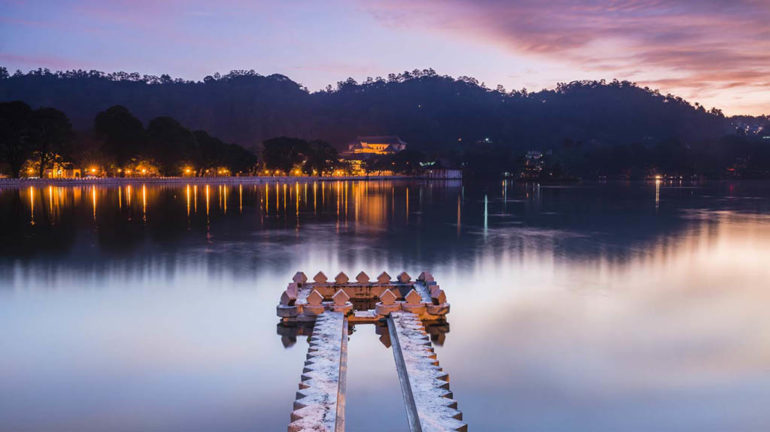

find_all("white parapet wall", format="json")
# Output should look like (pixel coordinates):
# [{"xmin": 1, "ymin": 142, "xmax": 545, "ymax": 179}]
[
  {"xmin": 279, "ymin": 270, "xmax": 450, "ymax": 324},
  {"xmin": 288, "ymin": 312, "xmax": 347, "ymax": 432},
  {"xmin": 388, "ymin": 311, "xmax": 467, "ymax": 432}
]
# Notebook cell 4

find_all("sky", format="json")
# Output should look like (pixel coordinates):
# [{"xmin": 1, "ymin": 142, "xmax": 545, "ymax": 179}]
[{"xmin": 1, "ymin": 0, "xmax": 768, "ymax": 115}]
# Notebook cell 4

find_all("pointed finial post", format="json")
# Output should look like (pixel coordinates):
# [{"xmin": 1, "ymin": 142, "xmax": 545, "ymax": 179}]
[
  {"xmin": 334, "ymin": 272, "xmax": 349, "ymax": 284},
  {"xmin": 313, "ymin": 271, "xmax": 328, "ymax": 283}
]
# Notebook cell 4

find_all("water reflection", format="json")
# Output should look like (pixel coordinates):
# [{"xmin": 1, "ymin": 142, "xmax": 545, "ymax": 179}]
[
  {"xmin": 1, "ymin": 180, "xmax": 770, "ymax": 431},
  {"xmin": 4, "ymin": 180, "xmax": 770, "ymax": 280},
  {"xmin": 28, "ymin": 186, "xmax": 34, "ymax": 225},
  {"xmin": 4, "ymin": 180, "xmax": 770, "ymax": 282}
]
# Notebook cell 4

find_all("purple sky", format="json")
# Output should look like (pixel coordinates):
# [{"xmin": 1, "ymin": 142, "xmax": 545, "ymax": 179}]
[{"xmin": 1, "ymin": 0, "xmax": 768, "ymax": 115}]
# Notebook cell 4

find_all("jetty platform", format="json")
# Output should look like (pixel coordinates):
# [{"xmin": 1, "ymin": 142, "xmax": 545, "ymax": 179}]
[{"xmin": 278, "ymin": 271, "xmax": 466, "ymax": 432}]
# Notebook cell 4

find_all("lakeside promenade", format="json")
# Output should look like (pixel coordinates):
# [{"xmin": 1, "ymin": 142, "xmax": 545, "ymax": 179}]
[{"xmin": 0, "ymin": 174, "xmax": 461, "ymax": 187}]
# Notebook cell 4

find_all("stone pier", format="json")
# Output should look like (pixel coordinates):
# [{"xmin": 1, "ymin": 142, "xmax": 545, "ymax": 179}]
[
  {"xmin": 288, "ymin": 312, "xmax": 348, "ymax": 432},
  {"xmin": 388, "ymin": 311, "xmax": 467, "ymax": 432},
  {"xmin": 279, "ymin": 271, "xmax": 462, "ymax": 431}
]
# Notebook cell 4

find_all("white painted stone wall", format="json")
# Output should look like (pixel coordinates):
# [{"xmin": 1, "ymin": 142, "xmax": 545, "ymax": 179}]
[
  {"xmin": 288, "ymin": 312, "xmax": 346, "ymax": 432},
  {"xmin": 390, "ymin": 312, "xmax": 466, "ymax": 432}
]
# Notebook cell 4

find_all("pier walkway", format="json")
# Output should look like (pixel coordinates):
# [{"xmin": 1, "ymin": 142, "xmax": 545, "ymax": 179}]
[
  {"xmin": 389, "ymin": 312, "xmax": 466, "ymax": 432},
  {"xmin": 278, "ymin": 271, "xmax": 466, "ymax": 431},
  {"xmin": 288, "ymin": 312, "xmax": 348, "ymax": 432}
]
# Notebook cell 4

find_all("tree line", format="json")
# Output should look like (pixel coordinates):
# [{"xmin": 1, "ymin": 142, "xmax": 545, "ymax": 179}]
[
  {"xmin": 1, "ymin": 66, "xmax": 743, "ymax": 150},
  {"xmin": 260, "ymin": 137, "xmax": 430, "ymax": 176},
  {"xmin": 0, "ymin": 101, "xmax": 428, "ymax": 178},
  {"xmin": 2, "ymin": 66, "xmax": 770, "ymax": 179},
  {"xmin": 457, "ymin": 135, "xmax": 770, "ymax": 180},
  {"xmin": 0, "ymin": 101, "xmax": 257, "ymax": 177}
]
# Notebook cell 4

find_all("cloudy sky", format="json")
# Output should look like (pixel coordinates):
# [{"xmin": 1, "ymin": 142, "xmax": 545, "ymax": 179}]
[{"xmin": 1, "ymin": 0, "xmax": 768, "ymax": 114}]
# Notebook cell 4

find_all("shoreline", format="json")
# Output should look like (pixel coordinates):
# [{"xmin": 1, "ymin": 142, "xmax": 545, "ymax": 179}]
[{"xmin": 0, "ymin": 175, "xmax": 462, "ymax": 187}]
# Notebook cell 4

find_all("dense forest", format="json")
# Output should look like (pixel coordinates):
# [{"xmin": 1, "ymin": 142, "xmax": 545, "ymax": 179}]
[{"xmin": 1, "ymin": 67, "xmax": 769, "ymax": 179}]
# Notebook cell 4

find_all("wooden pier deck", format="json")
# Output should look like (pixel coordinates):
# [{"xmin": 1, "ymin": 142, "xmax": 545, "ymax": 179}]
[{"xmin": 278, "ymin": 271, "xmax": 463, "ymax": 431}]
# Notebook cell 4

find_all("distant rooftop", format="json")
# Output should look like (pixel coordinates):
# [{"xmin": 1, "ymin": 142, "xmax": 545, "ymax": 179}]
[
  {"xmin": 346, "ymin": 136, "xmax": 407, "ymax": 156},
  {"xmin": 357, "ymin": 136, "xmax": 407, "ymax": 146}
]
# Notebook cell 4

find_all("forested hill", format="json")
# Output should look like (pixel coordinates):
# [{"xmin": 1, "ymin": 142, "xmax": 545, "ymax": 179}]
[{"xmin": 0, "ymin": 67, "xmax": 762, "ymax": 151}]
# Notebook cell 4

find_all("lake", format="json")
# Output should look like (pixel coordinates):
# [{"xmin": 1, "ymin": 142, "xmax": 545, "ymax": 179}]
[{"xmin": 1, "ymin": 179, "xmax": 769, "ymax": 431}]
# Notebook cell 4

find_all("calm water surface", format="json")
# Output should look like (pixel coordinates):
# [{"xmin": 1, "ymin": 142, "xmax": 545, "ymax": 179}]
[{"xmin": 1, "ymin": 180, "xmax": 769, "ymax": 431}]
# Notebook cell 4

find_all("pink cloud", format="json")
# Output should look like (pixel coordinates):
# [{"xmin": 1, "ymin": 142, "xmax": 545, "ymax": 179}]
[{"xmin": 361, "ymin": 0, "xmax": 770, "ymax": 114}]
